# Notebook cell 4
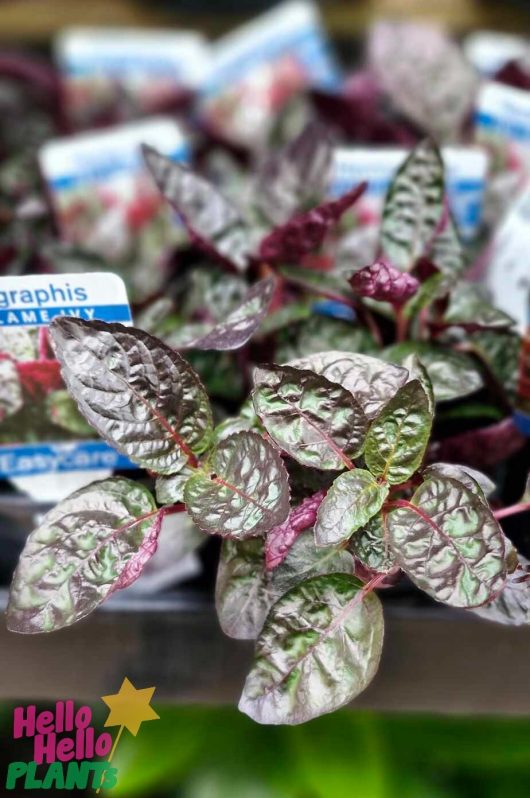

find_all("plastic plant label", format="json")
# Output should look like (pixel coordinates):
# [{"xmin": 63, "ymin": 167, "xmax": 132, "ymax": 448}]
[
  {"xmin": 39, "ymin": 118, "xmax": 189, "ymax": 300},
  {"xmin": 55, "ymin": 27, "xmax": 211, "ymax": 126},
  {"xmin": 200, "ymin": 0, "xmax": 340, "ymax": 148},
  {"xmin": 485, "ymin": 185, "xmax": 530, "ymax": 333},
  {"xmin": 464, "ymin": 31, "xmax": 529, "ymax": 76},
  {"xmin": 330, "ymin": 146, "xmax": 489, "ymax": 241},
  {"xmin": 475, "ymin": 81, "xmax": 530, "ymax": 174},
  {"xmin": 0, "ymin": 272, "xmax": 134, "ymax": 499}
]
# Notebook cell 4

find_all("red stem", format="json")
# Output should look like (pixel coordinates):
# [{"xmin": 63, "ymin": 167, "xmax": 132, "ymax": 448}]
[
  {"xmin": 38, "ymin": 328, "xmax": 50, "ymax": 361},
  {"xmin": 394, "ymin": 303, "xmax": 408, "ymax": 343}
]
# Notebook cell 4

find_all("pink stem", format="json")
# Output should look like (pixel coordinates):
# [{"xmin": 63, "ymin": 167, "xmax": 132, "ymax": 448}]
[
  {"xmin": 38, "ymin": 328, "xmax": 50, "ymax": 360},
  {"xmin": 493, "ymin": 501, "xmax": 530, "ymax": 521}
]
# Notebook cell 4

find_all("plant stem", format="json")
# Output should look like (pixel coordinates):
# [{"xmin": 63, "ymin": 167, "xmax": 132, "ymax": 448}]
[
  {"xmin": 394, "ymin": 303, "xmax": 408, "ymax": 343},
  {"xmin": 38, "ymin": 327, "xmax": 49, "ymax": 360},
  {"xmin": 493, "ymin": 501, "xmax": 530, "ymax": 520}
]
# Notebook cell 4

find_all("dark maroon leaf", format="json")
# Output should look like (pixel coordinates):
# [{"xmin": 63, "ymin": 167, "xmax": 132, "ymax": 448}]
[
  {"xmin": 430, "ymin": 418, "xmax": 526, "ymax": 471},
  {"xmin": 143, "ymin": 145, "xmax": 254, "ymax": 272},
  {"xmin": 266, "ymin": 490, "xmax": 326, "ymax": 571},
  {"xmin": 349, "ymin": 260, "xmax": 419, "ymax": 304},
  {"xmin": 258, "ymin": 182, "xmax": 367, "ymax": 264},
  {"xmin": 254, "ymin": 121, "xmax": 333, "ymax": 226}
]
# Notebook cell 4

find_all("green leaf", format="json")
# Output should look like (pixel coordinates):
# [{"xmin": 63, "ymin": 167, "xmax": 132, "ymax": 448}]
[
  {"xmin": 49, "ymin": 318, "xmax": 213, "ymax": 475},
  {"xmin": 0, "ymin": 328, "xmax": 38, "ymax": 361},
  {"xmin": 239, "ymin": 573, "xmax": 384, "ymax": 724},
  {"xmin": 443, "ymin": 284, "xmax": 515, "ymax": 331},
  {"xmin": 271, "ymin": 529, "xmax": 354, "ymax": 596},
  {"xmin": 257, "ymin": 301, "xmax": 312, "ymax": 338},
  {"xmin": 349, "ymin": 514, "xmax": 396, "ymax": 574},
  {"xmin": 279, "ymin": 264, "xmax": 354, "ymax": 302},
  {"xmin": 155, "ymin": 465, "xmax": 195, "ymax": 505},
  {"xmin": 402, "ymin": 272, "xmax": 451, "ymax": 319},
  {"xmin": 386, "ymin": 475, "xmax": 507, "ymax": 608},
  {"xmin": 252, "ymin": 364, "xmax": 368, "ymax": 471},
  {"xmin": 380, "ymin": 140, "xmax": 445, "ymax": 270},
  {"xmin": 314, "ymin": 469, "xmax": 389, "ymax": 546},
  {"xmin": 216, "ymin": 538, "xmax": 274, "ymax": 640},
  {"xmin": 288, "ymin": 351, "xmax": 408, "ymax": 420},
  {"xmin": 402, "ymin": 353, "xmax": 434, "ymax": 413},
  {"xmin": 183, "ymin": 431, "xmax": 290, "ymax": 539},
  {"xmin": 0, "ymin": 358, "xmax": 22, "ymax": 422},
  {"xmin": 276, "ymin": 315, "xmax": 377, "ymax": 362},
  {"xmin": 385, "ymin": 342, "xmax": 483, "ymax": 402},
  {"xmin": 469, "ymin": 330, "xmax": 521, "ymax": 400},
  {"xmin": 45, "ymin": 390, "xmax": 94, "ymax": 436},
  {"xmin": 7, "ymin": 478, "xmax": 161, "ymax": 633},
  {"xmin": 365, "ymin": 380, "xmax": 432, "ymax": 485}
]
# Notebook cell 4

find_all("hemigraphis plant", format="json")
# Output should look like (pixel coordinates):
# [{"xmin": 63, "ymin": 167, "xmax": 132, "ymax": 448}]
[{"xmin": 7, "ymin": 136, "xmax": 530, "ymax": 727}]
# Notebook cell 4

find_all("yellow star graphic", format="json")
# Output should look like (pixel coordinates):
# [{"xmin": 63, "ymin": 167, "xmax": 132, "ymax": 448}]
[{"xmin": 101, "ymin": 677, "xmax": 160, "ymax": 736}]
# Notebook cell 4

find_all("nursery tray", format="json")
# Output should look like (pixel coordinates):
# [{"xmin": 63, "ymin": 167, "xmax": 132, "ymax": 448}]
[{"xmin": 0, "ymin": 590, "xmax": 529, "ymax": 716}]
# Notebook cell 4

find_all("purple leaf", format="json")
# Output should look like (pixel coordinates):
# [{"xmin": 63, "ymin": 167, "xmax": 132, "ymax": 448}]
[
  {"xmin": 430, "ymin": 418, "xmax": 526, "ymax": 471},
  {"xmin": 143, "ymin": 145, "xmax": 254, "ymax": 272},
  {"xmin": 349, "ymin": 260, "xmax": 419, "ymax": 304},
  {"xmin": 254, "ymin": 121, "xmax": 333, "ymax": 226},
  {"xmin": 471, "ymin": 555, "xmax": 530, "ymax": 626},
  {"xmin": 258, "ymin": 182, "xmax": 367, "ymax": 264},
  {"xmin": 7, "ymin": 478, "xmax": 161, "ymax": 633},
  {"xmin": 266, "ymin": 490, "xmax": 326, "ymax": 570},
  {"xmin": 177, "ymin": 278, "xmax": 275, "ymax": 351},
  {"xmin": 49, "ymin": 318, "xmax": 213, "ymax": 474}
]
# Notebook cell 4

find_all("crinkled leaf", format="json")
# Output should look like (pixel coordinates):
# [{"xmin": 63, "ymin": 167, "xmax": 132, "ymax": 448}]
[
  {"xmin": 386, "ymin": 475, "xmax": 507, "ymax": 608},
  {"xmin": 252, "ymin": 364, "xmax": 368, "ymax": 471},
  {"xmin": 365, "ymin": 380, "xmax": 432, "ymax": 485},
  {"xmin": 276, "ymin": 315, "xmax": 376, "ymax": 363},
  {"xmin": 45, "ymin": 389, "xmax": 94, "ymax": 436},
  {"xmin": 469, "ymin": 330, "xmax": 521, "ymax": 400},
  {"xmin": 287, "ymin": 351, "xmax": 408, "ymax": 420},
  {"xmin": 271, "ymin": 529, "xmax": 354, "ymax": 597},
  {"xmin": 315, "ymin": 469, "xmax": 389, "ymax": 546},
  {"xmin": 423, "ymin": 462, "xmax": 496, "ymax": 499},
  {"xmin": 385, "ymin": 342, "xmax": 483, "ymax": 402},
  {"xmin": 402, "ymin": 353, "xmax": 434, "ymax": 413},
  {"xmin": 470, "ymin": 556, "xmax": 530, "ymax": 627},
  {"xmin": 183, "ymin": 431, "xmax": 290, "ymax": 539},
  {"xmin": 176, "ymin": 278, "xmax": 274, "ymax": 351},
  {"xmin": 0, "ymin": 358, "xmax": 23, "ymax": 421},
  {"xmin": 349, "ymin": 260, "xmax": 419, "ymax": 304},
  {"xmin": 259, "ymin": 183, "xmax": 366, "ymax": 264},
  {"xmin": 49, "ymin": 318, "xmax": 213, "ymax": 475},
  {"xmin": 7, "ymin": 478, "xmax": 161, "ymax": 633},
  {"xmin": 239, "ymin": 573, "xmax": 384, "ymax": 725},
  {"xmin": 254, "ymin": 122, "xmax": 333, "ymax": 226},
  {"xmin": 216, "ymin": 538, "xmax": 274, "ymax": 640},
  {"xmin": 212, "ymin": 416, "xmax": 258, "ymax": 446},
  {"xmin": 349, "ymin": 514, "xmax": 396, "ymax": 574},
  {"xmin": 380, "ymin": 140, "xmax": 445, "ymax": 270},
  {"xmin": 143, "ymin": 145, "xmax": 254, "ymax": 272},
  {"xmin": 155, "ymin": 465, "xmax": 195, "ymax": 505},
  {"xmin": 266, "ymin": 490, "xmax": 326, "ymax": 570},
  {"xmin": 0, "ymin": 328, "xmax": 38, "ymax": 361},
  {"xmin": 443, "ymin": 284, "xmax": 515, "ymax": 331}
]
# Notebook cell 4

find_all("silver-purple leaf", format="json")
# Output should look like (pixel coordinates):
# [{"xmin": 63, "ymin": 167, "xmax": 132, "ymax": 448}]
[
  {"xmin": 155, "ymin": 465, "xmax": 195, "ymax": 505},
  {"xmin": 143, "ymin": 145, "xmax": 254, "ymax": 272},
  {"xmin": 178, "ymin": 278, "xmax": 274, "ymax": 351},
  {"xmin": 314, "ymin": 469, "xmax": 389, "ymax": 546},
  {"xmin": 422, "ymin": 462, "xmax": 496, "ymax": 499},
  {"xmin": 365, "ymin": 380, "xmax": 432, "ymax": 485},
  {"xmin": 253, "ymin": 121, "xmax": 333, "ymax": 226},
  {"xmin": 470, "ymin": 556, "xmax": 530, "ymax": 627},
  {"xmin": 402, "ymin": 353, "xmax": 434, "ymax": 413},
  {"xmin": 380, "ymin": 140, "xmax": 445, "ymax": 270},
  {"xmin": 183, "ymin": 431, "xmax": 290, "ymax": 539},
  {"xmin": 287, "ymin": 351, "xmax": 408, "ymax": 420},
  {"xmin": 349, "ymin": 260, "xmax": 419, "ymax": 304},
  {"xmin": 349, "ymin": 514, "xmax": 396, "ymax": 574},
  {"xmin": 49, "ymin": 318, "xmax": 213, "ymax": 475},
  {"xmin": 443, "ymin": 284, "xmax": 515, "ymax": 332},
  {"xmin": 270, "ymin": 529, "xmax": 354, "ymax": 598},
  {"xmin": 386, "ymin": 475, "xmax": 507, "ymax": 608},
  {"xmin": 216, "ymin": 538, "xmax": 274, "ymax": 640},
  {"xmin": 7, "ymin": 478, "xmax": 161, "ymax": 633},
  {"xmin": 239, "ymin": 573, "xmax": 384, "ymax": 725},
  {"xmin": 252, "ymin": 364, "xmax": 368, "ymax": 471}
]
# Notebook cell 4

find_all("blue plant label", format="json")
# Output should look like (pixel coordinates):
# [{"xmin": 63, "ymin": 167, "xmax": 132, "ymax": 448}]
[
  {"xmin": 0, "ymin": 272, "xmax": 135, "ymax": 493},
  {"xmin": 330, "ymin": 146, "xmax": 489, "ymax": 241},
  {"xmin": 475, "ymin": 81, "xmax": 530, "ymax": 170}
]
